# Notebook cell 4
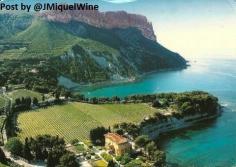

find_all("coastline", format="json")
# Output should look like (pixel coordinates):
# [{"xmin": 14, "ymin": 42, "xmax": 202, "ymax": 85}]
[
  {"xmin": 60, "ymin": 65, "xmax": 189, "ymax": 93},
  {"xmin": 140, "ymin": 105, "xmax": 222, "ymax": 140}
]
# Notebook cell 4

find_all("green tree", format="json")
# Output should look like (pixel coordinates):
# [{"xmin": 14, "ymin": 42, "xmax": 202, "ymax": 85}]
[
  {"xmin": 181, "ymin": 102, "xmax": 193, "ymax": 114},
  {"xmin": 32, "ymin": 97, "xmax": 39, "ymax": 106},
  {"xmin": 47, "ymin": 151, "xmax": 55, "ymax": 167},
  {"xmin": 114, "ymin": 128, "xmax": 124, "ymax": 135},
  {"xmin": 64, "ymin": 91, "xmax": 72, "ymax": 99},
  {"xmin": 120, "ymin": 153, "xmax": 132, "ymax": 165},
  {"xmin": 42, "ymin": 95, "xmax": 45, "ymax": 102},
  {"xmin": 152, "ymin": 99, "xmax": 161, "ymax": 108},
  {"xmin": 50, "ymin": 145, "xmax": 66, "ymax": 165},
  {"xmin": 35, "ymin": 144, "xmax": 43, "ymax": 160},
  {"xmin": 125, "ymin": 159, "xmax": 143, "ymax": 167},
  {"xmin": 134, "ymin": 135, "xmax": 150, "ymax": 148},
  {"xmin": 55, "ymin": 91, "xmax": 60, "ymax": 101},
  {"xmin": 23, "ymin": 137, "xmax": 33, "ymax": 161},
  {"xmin": 153, "ymin": 150, "xmax": 166, "ymax": 167},
  {"xmin": 5, "ymin": 137, "xmax": 23, "ymax": 156},
  {"xmin": 90, "ymin": 97, "xmax": 98, "ymax": 104},
  {"xmin": 59, "ymin": 153, "xmax": 79, "ymax": 167},
  {"xmin": 90, "ymin": 126, "xmax": 108, "ymax": 146},
  {"xmin": 107, "ymin": 160, "xmax": 116, "ymax": 167},
  {"xmin": 145, "ymin": 141, "xmax": 157, "ymax": 159}
]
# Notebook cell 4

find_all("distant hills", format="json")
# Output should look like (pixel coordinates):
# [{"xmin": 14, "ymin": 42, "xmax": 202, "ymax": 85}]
[{"xmin": 0, "ymin": 11, "xmax": 186, "ymax": 84}]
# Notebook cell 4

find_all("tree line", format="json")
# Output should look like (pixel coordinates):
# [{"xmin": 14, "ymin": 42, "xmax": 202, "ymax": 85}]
[{"xmin": 5, "ymin": 135, "xmax": 79, "ymax": 167}]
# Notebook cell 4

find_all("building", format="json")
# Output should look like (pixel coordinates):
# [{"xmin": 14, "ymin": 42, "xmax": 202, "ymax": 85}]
[{"xmin": 104, "ymin": 133, "xmax": 132, "ymax": 156}]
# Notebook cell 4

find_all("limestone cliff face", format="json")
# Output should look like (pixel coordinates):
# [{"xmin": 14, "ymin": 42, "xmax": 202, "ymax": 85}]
[
  {"xmin": 140, "ymin": 111, "xmax": 220, "ymax": 140},
  {"xmin": 39, "ymin": 10, "xmax": 157, "ymax": 41}
]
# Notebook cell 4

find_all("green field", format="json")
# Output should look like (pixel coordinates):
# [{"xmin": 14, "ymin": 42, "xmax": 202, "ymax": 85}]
[
  {"xmin": 8, "ymin": 89, "xmax": 42, "ymax": 101},
  {"xmin": 1, "ymin": 89, "xmax": 42, "ymax": 108},
  {"xmin": 17, "ymin": 102, "xmax": 158, "ymax": 142}
]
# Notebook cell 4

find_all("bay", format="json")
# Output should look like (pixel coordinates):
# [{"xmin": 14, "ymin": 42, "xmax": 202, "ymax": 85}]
[{"xmin": 80, "ymin": 58, "xmax": 236, "ymax": 166}]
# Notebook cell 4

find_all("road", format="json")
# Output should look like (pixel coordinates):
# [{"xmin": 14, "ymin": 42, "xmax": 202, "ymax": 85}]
[
  {"xmin": 1, "ymin": 93, "xmax": 37, "ymax": 167},
  {"xmin": 2, "ymin": 92, "xmax": 13, "ymax": 144}
]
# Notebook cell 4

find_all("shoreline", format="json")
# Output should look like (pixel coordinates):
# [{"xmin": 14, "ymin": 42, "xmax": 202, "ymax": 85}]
[
  {"xmin": 141, "ymin": 106, "xmax": 222, "ymax": 140},
  {"xmin": 67, "ymin": 65, "xmax": 188, "ymax": 93}
]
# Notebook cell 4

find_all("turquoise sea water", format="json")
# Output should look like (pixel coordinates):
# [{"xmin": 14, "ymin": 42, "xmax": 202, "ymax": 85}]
[{"xmin": 82, "ymin": 58, "xmax": 236, "ymax": 167}]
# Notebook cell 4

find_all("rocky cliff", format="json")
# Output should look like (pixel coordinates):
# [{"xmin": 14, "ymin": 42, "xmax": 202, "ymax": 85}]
[
  {"xmin": 140, "ymin": 111, "xmax": 221, "ymax": 139},
  {"xmin": 39, "ymin": 10, "xmax": 157, "ymax": 41}
]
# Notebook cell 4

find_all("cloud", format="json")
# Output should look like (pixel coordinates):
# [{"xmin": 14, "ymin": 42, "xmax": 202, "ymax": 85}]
[{"xmin": 102, "ymin": 0, "xmax": 137, "ymax": 4}]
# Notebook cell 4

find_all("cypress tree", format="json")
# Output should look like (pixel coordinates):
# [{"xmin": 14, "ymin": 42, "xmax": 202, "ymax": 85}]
[
  {"xmin": 47, "ymin": 151, "xmax": 55, "ymax": 167},
  {"xmin": 23, "ymin": 137, "xmax": 33, "ymax": 161}
]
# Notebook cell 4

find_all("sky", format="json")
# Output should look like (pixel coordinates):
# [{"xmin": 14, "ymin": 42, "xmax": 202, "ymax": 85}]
[
  {"xmin": 99, "ymin": 0, "xmax": 236, "ymax": 60},
  {"xmin": 3, "ymin": 0, "xmax": 236, "ymax": 59}
]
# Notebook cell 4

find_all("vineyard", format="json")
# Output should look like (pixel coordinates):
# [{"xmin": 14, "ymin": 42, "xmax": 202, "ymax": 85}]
[{"xmin": 17, "ymin": 102, "xmax": 158, "ymax": 142}]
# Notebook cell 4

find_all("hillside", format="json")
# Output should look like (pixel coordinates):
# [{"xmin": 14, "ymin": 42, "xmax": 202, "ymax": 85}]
[
  {"xmin": 13, "ymin": 20, "xmax": 79, "ymax": 57},
  {"xmin": 0, "ymin": 11, "xmax": 187, "ymax": 84},
  {"xmin": 0, "ymin": 13, "xmax": 33, "ymax": 40}
]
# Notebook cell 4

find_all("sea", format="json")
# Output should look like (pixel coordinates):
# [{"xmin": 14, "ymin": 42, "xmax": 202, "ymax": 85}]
[{"xmin": 80, "ymin": 58, "xmax": 236, "ymax": 167}]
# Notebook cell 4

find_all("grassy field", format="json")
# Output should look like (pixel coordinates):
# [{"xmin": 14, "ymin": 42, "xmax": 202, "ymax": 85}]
[
  {"xmin": 17, "ymin": 102, "xmax": 158, "ymax": 142},
  {"xmin": 1, "ymin": 89, "xmax": 42, "ymax": 108},
  {"xmin": 8, "ymin": 89, "xmax": 42, "ymax": 101}
]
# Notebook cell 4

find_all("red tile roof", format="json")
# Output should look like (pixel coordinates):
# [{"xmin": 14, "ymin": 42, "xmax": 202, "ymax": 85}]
[{"xmin": 105, "ymin": 133, "xmax": 128, "ymax": 144}]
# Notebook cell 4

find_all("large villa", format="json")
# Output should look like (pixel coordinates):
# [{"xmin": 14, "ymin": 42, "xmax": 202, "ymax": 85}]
[{"xmin": 105, "ymin": 133, "xmax": 132, "ymax": 156}]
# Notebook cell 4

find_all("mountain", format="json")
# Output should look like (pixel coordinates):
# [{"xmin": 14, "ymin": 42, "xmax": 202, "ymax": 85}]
[
  {"xmin": 0, "ymin": 11, "xmax": 186, "ymax": 84},
  {"xmin": 0, "ymin": 13, "xmax": 33, "ymax": 40},
  {"xmin": 39, "ymin": 10, "xmax": 157, "ymax": 41}
]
